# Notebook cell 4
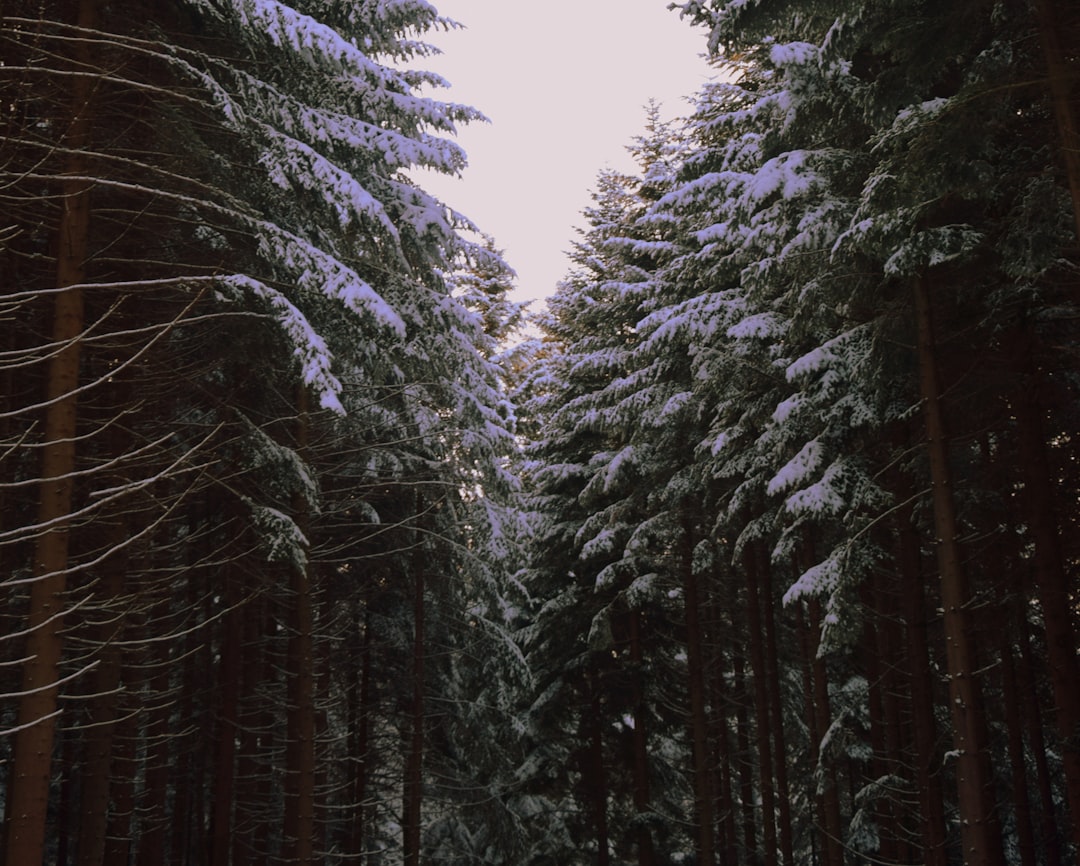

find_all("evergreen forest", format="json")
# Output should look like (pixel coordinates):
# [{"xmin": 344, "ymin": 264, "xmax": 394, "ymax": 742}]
[{"xmin": 1, "ymin": 1, "xmax": 1079, "ymax": 865}]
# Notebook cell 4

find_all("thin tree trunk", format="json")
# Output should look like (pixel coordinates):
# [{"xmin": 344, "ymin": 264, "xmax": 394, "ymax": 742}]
[
  {"xmin": 759, "ymin": 556, "xmax": 793, "ymax": 866},
  {"xmin": 285, "ymin": 386, "xmax": 316, "ymax": 865},
  {"xmin": 803, "ymin": 598, "xmax": 844, "ymax": 866},
  {"xmin": 74, "ymin": 515, "xmax": 129, "ymax": 866},
  {"xmin": 913, "ymin": 273, "xmax": 1003, "ymax": 866},
  {"xmin": 743, "ymin": 544, "xmax": 777, "ymax": 866},
  {"xmin": 347, "ymin": 604, "xmax": 375, "ymax": 862},
  {"xmin": 232, "ymin": 589, "xmax": 269, "ymax": 866},
  {"xmin": 4, "ymin": 4, "xmax": 99, "ymax": 861},
  {"xmin": 586, "ymin": 674, "xmax": 610, "ymax": 866},
  {"xmin": 402, "ymin": 533, "xmax": 426, "ymax": 866},
  {"xmin": 1016, "ymin": 611, "xmax": 1065, "ymax": 866},
  {"xmin": 1000, "ymin": 640, "xmax": 1037, "ymax": 866},
  {"xmin": 896, "ymin": 506, "xmax": 948, "ymax": 866},
  {"xmin": 708, "ymin": 596, "xmax": 738, "ymax": 866},
  {"xmin": 685, "ymin": 525, "xmax": 716, "ymax": 866},
  {"xmin": 209, "ymin": 564, "xmax": 243, "ymax": 866},
  {"xmin": 103, "ymin": 684, "xmax": 138, "ymax": 864},
  {"xmin": 136, "ymin": 584, "xmax": 179, "ymax": 866},
  {"xmin": 628, "ymin": 609, "xmax": 657, "ymax": 866},
  {"xmin": 732, "ymin": 654, "xmax": 758, "ymax": 865}
]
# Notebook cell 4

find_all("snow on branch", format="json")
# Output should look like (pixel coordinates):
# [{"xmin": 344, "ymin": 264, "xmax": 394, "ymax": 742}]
[{"xmin": 219, "ymin": 274, "xmax": 345, "ymax": 413}]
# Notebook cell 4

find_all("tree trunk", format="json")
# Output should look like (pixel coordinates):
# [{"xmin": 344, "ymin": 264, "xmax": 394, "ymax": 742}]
[
  {"xmin": 402, "ymin": 534, "xmax": 426, "ymax": 866},
  {"xmin": 135, "ymin": 617, "xmax": 173, "ymax": 866},
  {"xmin": 585, "ymin": 673, "xmax": 610, "ymax": 866},
  {"xmin": 913, "ymin": 273, "xmax": 1003, "ymax": 866},
  {"xmin": 732, "ymin": 654, "xmax": 758, "ymax": 864},
  {"xmin": 896, "ymin": 506, "xmax": 948, "ymax": 866},
  {"xmin": 347, "ymin": 604, "xmax": 375, "ymax": 861},
  {"xmin": 74, "ymin": 514, "xmax": 129, "ymax": 866},
  {"xmin": 232, "ymin": 589, "xmax": 270, "ymax": 866},
  {"xmin": 685, "ymin": 525, "xmax": 716, "ymax": 866},
  {"xmin": 743, "ymin": 544, "xmax": 777, "ymax": 866},
  {"xmin": 103, "ymin": 682, "xmax": 138, "ymax": 865},
  {"xmin": 209, "ymin": 565, "xmax": 243, "ymax": 866},
  {"xmin": 285, "ymin": 387, "xmax": 316, "ymax": 865},
  {"xmin": 628, "ymin": 609, "xmax": 657, "ymax": 866},
  {"xmin": 708, "ymin": 593, "xmax": 738, "ymax": 866},
  {"xmin": 1012, "ymin": 346, "xmax": 1080, "ymax": 854},
  {"xmin": 1016, "ymin": 611, "xmax": 1065, "ymax": 866},
  {"xmin": 1000, "ymin": 640, "xmax": 1037, "ymax": 866},
  {"xmin": 4, "ymin": 4, "xmax": 99, "ymax": 861},
  {"xmin": 759, "ymin": 557, "xmax": 793, "ymax": 866},
  {"xmin": 802, "ymin": 598, "xmax": 844, "ymax": 866},
  {"xmin": 1032, "ymin": 0, "xmax": 1080, "ymax": 244}
]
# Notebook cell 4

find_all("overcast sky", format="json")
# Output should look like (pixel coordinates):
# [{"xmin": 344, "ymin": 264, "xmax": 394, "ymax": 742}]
[{"xmin": 415, "ymin": 1, "xmax": 715, "ymax": 305}]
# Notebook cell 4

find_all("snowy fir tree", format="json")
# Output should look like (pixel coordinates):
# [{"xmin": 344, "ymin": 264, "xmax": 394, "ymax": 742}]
[{"xmin": 2, "ymin": 2, "xmax": 1080, "ymax": 866}]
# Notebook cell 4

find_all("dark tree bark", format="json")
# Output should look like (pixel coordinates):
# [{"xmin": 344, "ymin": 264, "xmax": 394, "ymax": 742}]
[
  {"xmin": 4, "ymin": 5, "xmax": 99, "ymax": 861},
  {"xmin": 285, "ymin": 387, "xmax": 317, "ymax": 865},
  {"xmin": 802, "ymin": 598, "xmax": 844, "ymax": 866},
  {"xmin": 1032, "ymin": 0, "xmax": 1080, "ymax": 244},
  {"xmin": 896, "ymin": 506, "xmax": 949, "ymax": 866},
  {"xmin": 743, "ymin": 545, "xmax": 777, "ymax": 866},
  {"xmin": 402, "ymin": 536, "xmax": 426, "ymax": 866},
  {"xmin": 732, "ymin": 654, "xmax": 758, "ymax": 864},
  {"xmin": 1012, "ymin": 344, "xmax": 1080, "ymax": 854},
  {"xmin": 585, "ymin": 672, "xmax": 611, "ymax": 866},
  {"xmin": 708, "ymin": 590, "xmax": 738, "ymax": 866},
  {"xmin": 759, "ymin": 558, "xmax": 793, "ymax": 866},
  {"xmin": 913, "ymin": 273, "xmax": 1003, "ymax": 866},
  {"xmin": 346, "ymin": 603, "xmax": 375, "ymax": 862},
  {"xmin": 684, "ymin": 525, "xmax": 716, "ymax": 866},
  {"xmin": 1016, "ymin": 612, "xmax": 1065, "ymax": 866},
  {"xmin": 209, "ymin": 564, "xmax": 243, "ymax": 866},
  {"xmin": 74, "ymin": 513, "xmax": 129, "ymax": 866},
  {"xmin": 628, "ymin": 609, "xmax": 657, "ymax": 866}
]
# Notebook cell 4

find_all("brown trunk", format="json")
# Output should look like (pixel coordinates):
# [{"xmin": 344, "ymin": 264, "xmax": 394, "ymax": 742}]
[
  {"xmin": 708, "ymin": 598, "xmax": 738, "ymax": 866},
  {"xmin": 209, "ymin": 567, "xmax": 243, "ymax": 866},
  {"xmin": 135, "ymin": 589, "xmax": 178, "ymax": 866},
  {"xmin": 170, "ymin": 572, "xmax": 211, "ymax": 866},
  {"xmin": 586, "ymin": 674, "xmax": 611, "ymax": 866},
  {"xmin": 802, "ymin": 599, "xmax": 844, "ymax": 866},
  {"xmin": 4, "ymin": 4, "xmax": 99, "ymax": 861},
  {"xmin": 896, "ymin": 506, "xmax": 948, "ymax": 866},
  {"xmin": 232, "ymin": 590, "xmax": 269, "ymax": 866},
  {"xmin": 913, "ymin": 273, "xmax": 1003, "ymax": 866},
  {"xmin": 743, "ymin": 545, "xmax": 777, "ymax": 866},
  {"xmin": 285, "ymin": 387, "xmax": 316, "ymax": 865},
  {"xmin": 347, "ymin": 604, "xmax": 375, "ymax": 861},
  {"xmin": 732, "ymin": 654, "xmax": 758, "ymax": 863},
  {"xmin": 628, "ymin": 610, "xmax": 657, "ymax": 866},
  {"xmin": 685, "ymin": 527, "xmax": 716, "ymax": 866},
  {"xmin": 1016, "ymin": 612, "xmax": 1065, "ymax": 866},
  {"xmin": 759, "ymin": 557, "xmax": 793, "ymax": 866},
  {"xmin": 402, "ymin": 539, "xmax": 425, "ymax": 866},
  {"xmin": 75, "ymin": 515, "xmax": 129, "ymax": 866},
  {"xmin": 1033, "ymin": 0, "xmax": 1080, "ymax": 244},
  {"xmin": 103, "ymin": 683, "xmax": 138, "ymax": 864},
  {"xmin": 863, "ymin": 583, "xmax": 901, "ymax": 865},
  {"xmin": 1000, "ymin": 640, "xmax": 1037, "ymax": 866},
  {"xmin": 1012, "ymin": 351, "xmax": 1080, "ymax": 853}
]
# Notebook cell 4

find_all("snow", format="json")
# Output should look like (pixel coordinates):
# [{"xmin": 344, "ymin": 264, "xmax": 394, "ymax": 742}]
[
  {"xmin": 219, "ymin": 274, "xmax": 344, "ymax": 413},
  {"xmin": 769, "ymin": 41, "xmax": 819, "ymax": 67},
  {"xmin": 767, "ymin": 439, "xmax": 824, "ymax": 496}
]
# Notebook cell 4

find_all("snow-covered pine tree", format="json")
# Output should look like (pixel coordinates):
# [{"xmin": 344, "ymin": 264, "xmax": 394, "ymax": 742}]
[
  {"xmin": 0, "ymin": 1, "xmax": 520, "ymax": 861},
  {"xmin": 672, "ymin": 1, "xmax": 1080, "ymax": 863}
]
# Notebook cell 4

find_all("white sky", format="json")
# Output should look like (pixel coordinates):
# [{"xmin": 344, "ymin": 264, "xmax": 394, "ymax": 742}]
[{"xmin": 414, "ymin": 1, "xmax": 715, "ymax": 305}]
